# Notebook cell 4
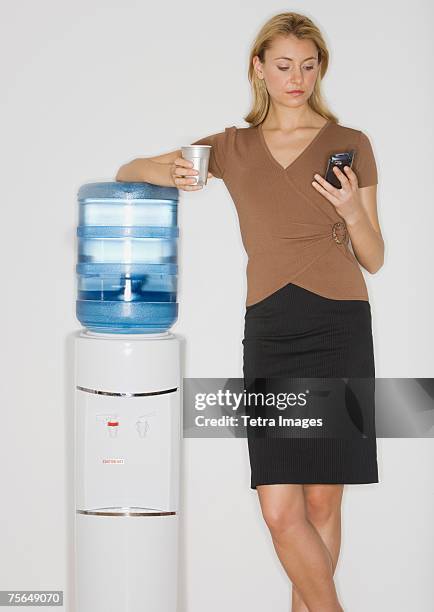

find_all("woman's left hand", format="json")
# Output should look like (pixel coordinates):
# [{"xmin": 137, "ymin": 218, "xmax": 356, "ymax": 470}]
[{"xmin": 311, "ymin": 166, "xmax": 361, "ymax": 221}]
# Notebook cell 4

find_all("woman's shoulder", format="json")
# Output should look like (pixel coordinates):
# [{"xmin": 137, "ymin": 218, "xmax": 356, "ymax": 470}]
[
  {"xmin": 328, "ymin": 120, "xmax": 373, "ymax": 143},
  {"xmin": 224, "ymin": 123, "xmax": 259, "ymax": 143},
  {"xmin": 221, "ymin": 124, "xmax": 251, "ymax": 137},
  {"xmin": 206, "ymin": 124, "xmax": 257, "ymax": 150},
  {"xmin": 329, "ymin": 122, "xmax": 378, "ymax": 186}
]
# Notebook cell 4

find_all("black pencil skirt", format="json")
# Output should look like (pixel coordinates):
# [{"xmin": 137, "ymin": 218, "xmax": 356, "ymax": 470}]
[{"xmin": 242, "ymin": 281, "xmax": 379, "ymax": 489}]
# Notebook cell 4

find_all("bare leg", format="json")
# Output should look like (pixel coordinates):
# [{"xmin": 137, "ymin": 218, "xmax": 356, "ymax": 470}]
[
  {"xmin": 291, "ymin": 484, "xmax": 344, "ymax": 612},
  {"xmin": 257, "ymin": 484, "xmax": 344, "ymax": 612}
]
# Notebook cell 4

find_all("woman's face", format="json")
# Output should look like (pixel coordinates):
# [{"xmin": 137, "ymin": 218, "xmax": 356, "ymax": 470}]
[{"xmin": 253, "ymin": 35, "xmax": 320, "ymax": 109}]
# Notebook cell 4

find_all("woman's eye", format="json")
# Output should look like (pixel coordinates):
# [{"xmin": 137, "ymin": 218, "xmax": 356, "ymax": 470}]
[{"xmin": 277, "ymin": 65, "xmax": 315, "ymax": 71}]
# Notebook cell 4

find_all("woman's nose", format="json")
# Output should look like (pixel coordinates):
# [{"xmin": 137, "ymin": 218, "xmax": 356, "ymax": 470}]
[{"xmin": 289, "ymin": 68, "xmax": 303, "ymax": 84}]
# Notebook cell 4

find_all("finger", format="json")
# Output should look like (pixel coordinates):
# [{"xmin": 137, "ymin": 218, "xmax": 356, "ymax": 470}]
[
  {"xmin": 175, "ymin": 165, "xmax": 198, "ymax": 177},
  {"xmin": 176, "ymin": 179, "xmax": 203, "ymax": 191},
  {"xmin": 313, "ymin": 173, "xmax": 340, "ymax": 197},
  {"xmin": 311, "ymin": 179, "xmax": 339, "ymax": 205},
  {"xmin": 175, "ymin": 157, "xmax": 195, "ymax": 169},
  {"xmin": 181, "ymin": 185, "xmax": 203, "ymax": 191},
  {"xmin": 173, "ymin": 175, "xmax": 200, "ymax": 187},
  {"xmin": 208, "ymin": 172, "xmax": 214, "ymax": 178},
  {"xmin": 175, "ymin": 158, "xmax": 198, "ymax": 175},
  {"xmin": 333, "ymin": 165, "xmax": 350, "ymax": 188},
  {"xmin": 343, "ymin": 166, "xmax": 358, "ymax": 188}
]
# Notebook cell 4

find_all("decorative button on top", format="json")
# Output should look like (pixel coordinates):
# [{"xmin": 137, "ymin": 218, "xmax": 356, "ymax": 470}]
[{"xmin": 332, "ymin": 221, "xmax": 348, "ymax": 245}]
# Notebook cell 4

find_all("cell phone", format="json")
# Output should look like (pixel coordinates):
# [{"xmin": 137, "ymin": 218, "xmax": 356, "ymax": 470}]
[{"xmin": 325, "ymin": 150, "xmax": 355, "ymax": 189}]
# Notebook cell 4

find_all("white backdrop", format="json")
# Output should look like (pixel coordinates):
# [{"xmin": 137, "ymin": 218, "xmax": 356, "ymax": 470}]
[{"xmin": 1, "ymin": 1, "xmax": 433, "ymax": 610}]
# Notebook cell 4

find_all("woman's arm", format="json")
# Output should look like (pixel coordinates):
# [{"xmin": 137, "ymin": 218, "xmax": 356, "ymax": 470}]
[
  {"xmin": 344, "ymin": 185, "xmax": 384, "ymax": 274},
  {"xmin": 115, "ymin": 149, "xmax": 207, "ymax": 191},
  {"xmin": 312, "ymin": 167, "xmax": 384, "ymax": 274},
  {"xmin": 115, "ymin": 150, "xmax": 180, "ymax": 186}
]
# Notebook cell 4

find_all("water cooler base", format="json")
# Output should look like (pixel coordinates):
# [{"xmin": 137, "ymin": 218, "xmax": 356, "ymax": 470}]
[
  {"xmin": 74, "ymin": 330, "xmax": 181, "ymax": 612},
  {"xmin": 76, "ymin": 510, "xmax": 178, "ymax": 612}
]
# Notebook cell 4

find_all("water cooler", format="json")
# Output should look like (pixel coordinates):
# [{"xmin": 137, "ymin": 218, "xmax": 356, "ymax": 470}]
[{"xmin": 74, "ymin": 182, "xmax": 181, "ymax": 612}]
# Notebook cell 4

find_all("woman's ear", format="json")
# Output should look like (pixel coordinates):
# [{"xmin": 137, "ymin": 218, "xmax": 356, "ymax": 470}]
[{"xmin": 252, "ymin": 56, "xmax": 259, "ymax": 73}]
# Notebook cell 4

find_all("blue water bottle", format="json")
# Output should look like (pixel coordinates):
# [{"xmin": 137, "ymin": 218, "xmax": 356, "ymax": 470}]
[{"xmin": 76, "ymin": 181, "xmax": 179, "ymax": 334}]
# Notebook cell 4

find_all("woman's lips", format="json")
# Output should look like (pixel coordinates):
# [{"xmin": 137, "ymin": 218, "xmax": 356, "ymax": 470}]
[{"xmin": 287, "ymin": 90, "xmax": 304, "ymax": 95}]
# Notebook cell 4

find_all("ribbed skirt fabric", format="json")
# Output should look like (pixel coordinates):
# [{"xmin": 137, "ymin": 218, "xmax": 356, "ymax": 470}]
[{"xmin": 242, "ymin": 282, "xmax": 379, "ymax": 489}]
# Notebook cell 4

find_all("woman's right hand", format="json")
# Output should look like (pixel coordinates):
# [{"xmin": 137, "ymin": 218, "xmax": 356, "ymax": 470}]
[{"xmin": 170, "ymin": 157, "xmax": 213, "ymax": 191}]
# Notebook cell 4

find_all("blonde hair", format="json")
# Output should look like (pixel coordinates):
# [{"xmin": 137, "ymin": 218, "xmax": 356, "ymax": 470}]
[{"xmin": 244, "ymin": 12, "xmax": 338, "ymax": 126}]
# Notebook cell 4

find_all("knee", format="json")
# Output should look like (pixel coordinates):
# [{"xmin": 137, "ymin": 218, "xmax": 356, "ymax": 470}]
[
  {"xmin": 305, "ymin": 486, "xmax": 343, "ymax": 527},
  {"xmin": 261, "ymin": 504, "xmax": 305, "ymax": 536}
]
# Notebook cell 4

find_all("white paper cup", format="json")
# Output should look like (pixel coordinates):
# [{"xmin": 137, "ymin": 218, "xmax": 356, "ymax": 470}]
[{"xmin": 181, "ymin": 145, "xmax": 211, "ymax": 186}]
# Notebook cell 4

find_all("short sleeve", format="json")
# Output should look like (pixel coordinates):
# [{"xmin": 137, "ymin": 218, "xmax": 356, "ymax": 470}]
[
  {"xmin": 353, "ymin": 131, "xmax": 378, "ymax": 187},
  {"xmin": 190, "ymin": 126, "xmax": 235, "ymax": 179}
]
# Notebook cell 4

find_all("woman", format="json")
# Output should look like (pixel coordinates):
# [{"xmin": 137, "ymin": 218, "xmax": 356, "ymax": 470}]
[{"xmin": 116, "ymin": 11, "xmax": 384, "ymax": 612}]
